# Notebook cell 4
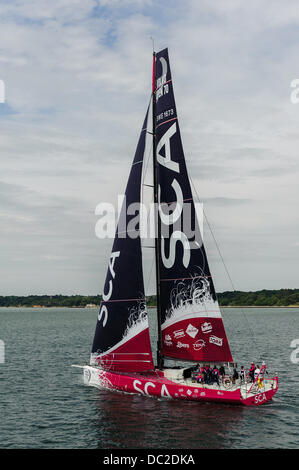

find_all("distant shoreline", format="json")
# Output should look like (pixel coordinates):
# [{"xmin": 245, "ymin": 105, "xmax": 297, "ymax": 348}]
[
  {"xmin": 1, "ymin": 289, "xmax": 298, "ymax": 308},
  {"xmin": 1, "ymin": 305, "xmax": 299, "ymax": 309},
  {"xmin": 221, "ymin": 305, "xmax": 299, "ymax": 308},
  {"xmin": 148, "ymin": 305, "xmax": 299, "ymax": 309},
  {"xmin": 0, "ymin": 289, "xmax": 299, "ymax": 309}
]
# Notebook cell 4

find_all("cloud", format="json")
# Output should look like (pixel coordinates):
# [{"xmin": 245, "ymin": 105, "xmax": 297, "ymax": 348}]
[{"xmin": 0, "ymin": 0, "xmax": 299, "ymax": 294}]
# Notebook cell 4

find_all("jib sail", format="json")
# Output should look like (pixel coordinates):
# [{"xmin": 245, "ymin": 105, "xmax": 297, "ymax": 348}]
[{"xmin": 90, "ymin": 107, "xmax": 154, "ymax": 372}]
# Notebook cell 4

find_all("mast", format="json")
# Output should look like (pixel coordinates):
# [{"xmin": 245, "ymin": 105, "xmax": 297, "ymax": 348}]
[{"xmin": 152, "ymin": 51, "xmax": 164, "ymax": 370}]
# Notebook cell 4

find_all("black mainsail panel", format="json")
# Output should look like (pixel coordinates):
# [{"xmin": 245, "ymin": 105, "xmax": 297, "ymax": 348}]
[
  {"xmin": 91, "ymin": 108, "xmax": 154, "ymax": 372},
  {"xmin": 154, "ymin": 48, "xmax": 233, "ymax": 363}
]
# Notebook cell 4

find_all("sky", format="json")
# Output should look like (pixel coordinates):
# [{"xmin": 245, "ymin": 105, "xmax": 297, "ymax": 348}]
[{"xmin": 0, "ymin": 0, "xmax": 299, "ymax": 295}]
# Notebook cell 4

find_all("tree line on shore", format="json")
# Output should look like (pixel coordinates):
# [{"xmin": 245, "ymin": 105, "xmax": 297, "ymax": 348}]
[{"xmin": 0, "ymin": 289, "xmax": 298, "ymax": 307}]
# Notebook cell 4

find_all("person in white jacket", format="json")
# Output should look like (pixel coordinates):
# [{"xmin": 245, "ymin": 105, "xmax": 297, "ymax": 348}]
[{"xmin": 254, "ymin": 365, "xmax": 261, "ymax": 381}]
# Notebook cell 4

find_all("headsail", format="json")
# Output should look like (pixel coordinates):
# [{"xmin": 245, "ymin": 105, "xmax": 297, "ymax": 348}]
[
  {"xmin": 91, "ymin": 107, "xmax": 154, "ymax": 372},
  {"xmin": 154, "ymin": 48, "xmax": 233, "ymax": 363}
]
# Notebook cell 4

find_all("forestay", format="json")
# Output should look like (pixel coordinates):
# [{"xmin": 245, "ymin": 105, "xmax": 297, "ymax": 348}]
[{"xmin": 91, "ymin": 107, "xmax": 154, "ymax": 372}]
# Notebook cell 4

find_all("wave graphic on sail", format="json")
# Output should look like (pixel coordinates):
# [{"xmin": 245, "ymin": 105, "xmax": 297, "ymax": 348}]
[{"xmin": 163, "ymin": 273, "xmax": 222, "ymax": 328}]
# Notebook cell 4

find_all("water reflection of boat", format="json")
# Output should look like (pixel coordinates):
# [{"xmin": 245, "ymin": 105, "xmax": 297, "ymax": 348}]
[{"xmin": 94, "ymin": 390, "xmax": 245, "ymax": 449}]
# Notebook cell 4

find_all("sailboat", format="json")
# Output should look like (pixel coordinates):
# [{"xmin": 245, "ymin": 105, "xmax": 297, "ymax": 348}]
[{"xmin": 76, "ymin": 48, "xmax": 278, "ymax": 405}]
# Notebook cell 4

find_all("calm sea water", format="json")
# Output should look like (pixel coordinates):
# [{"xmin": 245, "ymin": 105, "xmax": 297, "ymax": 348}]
[{"xmin": 0, "ymin": 307, "xmax": 298, "ymax": 449}]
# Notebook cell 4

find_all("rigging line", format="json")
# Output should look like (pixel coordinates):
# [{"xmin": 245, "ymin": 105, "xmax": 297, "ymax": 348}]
[
  {"xmin": 140, "ymin": 108, "xmax": 156, "ymax": 301},
  {"xmin": 189, "ymin": 175, "xmax": 262, "ymax": 362},
  {"xmin": 156, "ymin": 116, "xmax": 177, "ymax": 128},
  {"xmin": 161, "ymin": 275, "xmax": 212, "ymax": 282},
  {"xmin": 142, "ymin": 137, "xmax": 153, "ymax": 188},
  {"xmin": 143, "ymin": 189, "xmax": 155, "ymax": 295},
  {"xmin": 102, "ymin": 298, "xmax": 146, "ymax": 303},
  {"xmin": 203, "ymin": 208, "xmax": 261, "ymax": 356},
  {"xmin": 141, "ymin": 131, "xmax": 155, "ymax": 241},
  {"xmin": 97, "ymin": 360, "xmax": 152, "ymax": 363},
  {"xmin": 156, "ymin": 79, "xmax": 172, "ymax": 92},
  {"xmin": 143, "ymin": 190, "xmax": 155, "ymax": 294},
  {"xmin": 100, "ymin": 353, "xmax": 151, "ymax": 355},
  {"xmin": 141, "ymin": 96, "xmax": 154, "ymax": 189},
  {"xmin": 144, "ymin": 247, "xmax": 155, "ymax": 305},
  {"xmin": 142, "ymin": 96, "xmax": 155, "ymax": 185},
  {"xmin": 150, "ymin": 36, "xmax": 155, "ymax": 54}
]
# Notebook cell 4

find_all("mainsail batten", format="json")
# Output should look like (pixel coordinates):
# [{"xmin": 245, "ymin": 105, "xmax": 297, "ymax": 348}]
[
  {"xmin": 90, "ymin": 107, "xmax": 154, "ymax": 372},
  {"xmin": 154, "ymin": 48, "xmax": 233, "ymax": 363}
]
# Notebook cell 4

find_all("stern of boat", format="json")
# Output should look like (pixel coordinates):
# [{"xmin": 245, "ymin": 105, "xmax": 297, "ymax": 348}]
[{"xmin": 240, "ymin": 375, "xmax": 278, "ymax": 406}]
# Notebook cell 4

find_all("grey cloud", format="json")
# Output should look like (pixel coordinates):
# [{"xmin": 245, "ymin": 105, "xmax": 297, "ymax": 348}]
[{"xmin": 1, "ymin": 0, "xmax": 299, "ymax": 294}]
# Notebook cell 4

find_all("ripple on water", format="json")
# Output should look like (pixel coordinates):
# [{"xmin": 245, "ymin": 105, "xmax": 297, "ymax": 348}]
[{"xmin": 0, "ymin": 307, "xmax": 298, "ymax": 448}]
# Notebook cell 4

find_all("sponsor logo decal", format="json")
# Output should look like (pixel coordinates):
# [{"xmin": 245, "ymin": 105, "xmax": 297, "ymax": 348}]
[
  {"xmin": 173, "ymin": 329, "xmax": 185, "ymax": 339},
  {"xmin": 186, "ymin": 323, "xmax": 199, "ymax": 339},
  {"xmin": 193, "ymin": 339, "xmax": 205, "ymax": 351},
  {"xmin": 164, "ymin": 334, "xmax": 173, "ymax": 346},
  {"xmin": 201, "ymin": 321, "xmax": 212, "ymax": 334},
  {"xmin": 177, "ymin": 341, "xmax": 189, "ymax": 349},
  {"xmin": 209, "ymin": 335, "xmax": 223, "ymax": 347}
]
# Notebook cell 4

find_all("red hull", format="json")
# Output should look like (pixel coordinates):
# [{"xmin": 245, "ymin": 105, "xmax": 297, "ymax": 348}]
[{"xmin": 84, "ymin": 366, "xmax": 278, "ymax": 406}]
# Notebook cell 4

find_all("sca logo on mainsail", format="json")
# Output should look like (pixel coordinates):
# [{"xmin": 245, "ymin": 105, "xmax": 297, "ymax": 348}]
[{"xmin": 157, "ymin": 122, "xmax": 192, "ymax": 270}]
